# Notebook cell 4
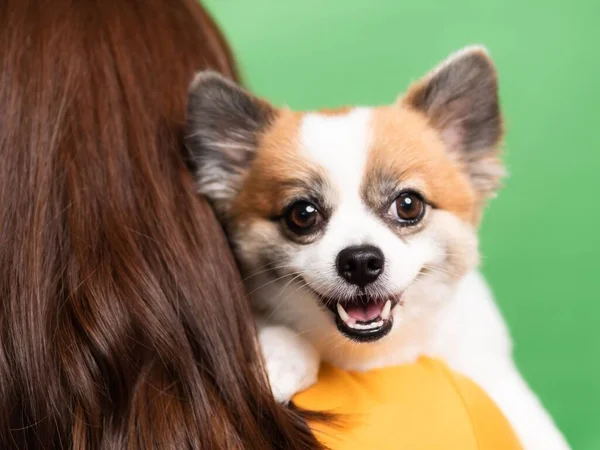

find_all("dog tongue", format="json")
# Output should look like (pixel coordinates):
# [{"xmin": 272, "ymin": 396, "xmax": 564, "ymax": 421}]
[{"xmin": 345, "ymin": 301, "xmax": 383, "ymax": 322}]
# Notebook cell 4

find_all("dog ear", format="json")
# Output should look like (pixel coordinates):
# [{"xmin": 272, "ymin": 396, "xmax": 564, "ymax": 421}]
[
  {"xmin": 185, "ymin": 71, "xmax": 276, "ymax": 216},
  {"xmin": 401, "ymin": 46, "xmax": 505, "ymax": 201}
]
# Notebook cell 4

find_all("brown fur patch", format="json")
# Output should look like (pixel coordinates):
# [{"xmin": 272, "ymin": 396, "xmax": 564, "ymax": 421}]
[
  {"xmin": 365, "ymin": 106, "xmax": 477, "ymax": 224},
  {"xmin": 230, "ymin": 110, "xmax": 328, "ymax": 224},
  {"xmin": 316, "ymin": 106, "xmax": 352, "ymax": 116}
]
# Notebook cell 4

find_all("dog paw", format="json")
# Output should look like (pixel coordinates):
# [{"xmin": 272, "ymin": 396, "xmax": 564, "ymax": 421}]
[{"xmin": 258, "ymin": 325, "xmax": 320, "ymax": 404}]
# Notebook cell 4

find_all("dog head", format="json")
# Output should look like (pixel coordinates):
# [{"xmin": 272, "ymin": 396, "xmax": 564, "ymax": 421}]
[{"xmin": 185, "ymin": 46, "xmax": 503, "ymax": 360}]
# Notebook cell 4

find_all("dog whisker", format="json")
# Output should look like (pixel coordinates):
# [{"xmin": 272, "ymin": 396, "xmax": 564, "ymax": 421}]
[
  {"xmin": 242, "ymin": 261, "xmax": 297, "ymax": 281},
  {"xmin": 246, "ymin": 272, "xmax": 301, "ymax": 296}
]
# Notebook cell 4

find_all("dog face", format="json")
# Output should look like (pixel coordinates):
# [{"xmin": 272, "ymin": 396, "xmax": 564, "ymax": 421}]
[{"xmin": 185, "ymin": 46, "xmax": 503, "ymax": 357}]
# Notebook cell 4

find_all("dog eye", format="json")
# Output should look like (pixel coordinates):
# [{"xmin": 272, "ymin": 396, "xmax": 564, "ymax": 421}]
[
  {"xmin": 284, "ymin": 201, "xmax": 322, "ymax": 235},
  {"xmin": 389, "ymin": 191, "xmax": 425, "ymax": 224}
]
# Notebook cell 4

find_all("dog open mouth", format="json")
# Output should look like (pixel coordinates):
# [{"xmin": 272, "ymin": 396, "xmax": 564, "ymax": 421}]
[{"xmin": 321, "ymin": 295, "xmax": 400, "ymax": 343}]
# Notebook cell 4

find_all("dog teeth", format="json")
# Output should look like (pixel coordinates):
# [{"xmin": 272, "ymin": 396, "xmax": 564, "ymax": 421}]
[
  {"xmin": 349, "ymin": 320, "xmax": 384, "ymax": 330},
  {"xmin": 381, "ymin": 300, "xmax": 392, "ymax": 320},
  {"xmin": 337, "ymin": 303, "xmax": 355, "ymax": 325}
]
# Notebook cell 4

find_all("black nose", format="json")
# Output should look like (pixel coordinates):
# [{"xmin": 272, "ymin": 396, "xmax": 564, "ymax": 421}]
[{"xmin": 336, "ymin": 245, "xmax": 384, "ymax": 288}]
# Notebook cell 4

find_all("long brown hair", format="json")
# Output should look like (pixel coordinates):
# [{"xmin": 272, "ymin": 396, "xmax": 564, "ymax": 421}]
[{"xmin": 0, "ymin": 1, "xmax": 322, "ymax": 448}]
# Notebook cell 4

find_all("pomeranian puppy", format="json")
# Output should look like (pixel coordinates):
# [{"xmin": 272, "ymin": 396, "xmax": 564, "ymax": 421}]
[{"xmin": 184, "ymin": 46, "xmax": 569, "ymax": 449}]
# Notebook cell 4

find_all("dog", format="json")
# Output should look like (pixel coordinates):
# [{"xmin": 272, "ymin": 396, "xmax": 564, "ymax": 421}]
[{"xmin": 184, "ymin": 46, "xmax": 570, "ymax": 449}]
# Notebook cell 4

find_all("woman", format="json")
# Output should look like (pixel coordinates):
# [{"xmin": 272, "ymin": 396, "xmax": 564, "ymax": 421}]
[{"xmin": 0, "ymin": 1, "xmax": 322, "ymax": 448}]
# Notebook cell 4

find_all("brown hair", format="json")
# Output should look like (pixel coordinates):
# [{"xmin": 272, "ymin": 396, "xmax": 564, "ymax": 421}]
[{"xmin": 0, "ymin": 0, "xmax": 322, "ymax": 448}]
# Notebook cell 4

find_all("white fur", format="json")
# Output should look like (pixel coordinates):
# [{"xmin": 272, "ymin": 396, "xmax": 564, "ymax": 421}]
[
  {"xmin": 257, "ymin": 321, "xmax": 319, "ymax": 404},
  {"xmin": 248, "ymin": 109, "xmax": 569, "ymax": 448}
]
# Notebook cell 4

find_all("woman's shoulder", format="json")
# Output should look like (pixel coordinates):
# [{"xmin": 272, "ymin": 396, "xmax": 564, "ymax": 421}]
[{"xmin": 293, "ymin": 356, "xmax": 522, "ymax": 450}]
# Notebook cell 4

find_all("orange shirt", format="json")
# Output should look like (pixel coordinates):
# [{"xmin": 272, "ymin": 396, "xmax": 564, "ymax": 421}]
[{"xmin": 293, "ymin": 356, "xmax": 521, "ymax": 450}]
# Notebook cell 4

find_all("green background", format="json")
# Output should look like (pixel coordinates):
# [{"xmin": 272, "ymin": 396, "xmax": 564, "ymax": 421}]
[{"xmin": 204, "ymin": 1, "xmax": 599, "ymax": 447}]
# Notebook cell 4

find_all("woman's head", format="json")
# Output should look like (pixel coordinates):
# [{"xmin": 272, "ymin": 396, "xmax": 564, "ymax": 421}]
[{"xmin": 0, "ymin": 1, "xmax": 321, "ymax": 448}]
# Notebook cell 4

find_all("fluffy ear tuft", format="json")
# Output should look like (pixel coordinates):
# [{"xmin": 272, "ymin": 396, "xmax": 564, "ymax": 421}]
[
  {"xmin": 185, "ymin": 71, "xmax": 275, "ymax": 216},
  {"xmin": 402, "ymin": 46, "xmax": 505, "ymax": 201}
]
